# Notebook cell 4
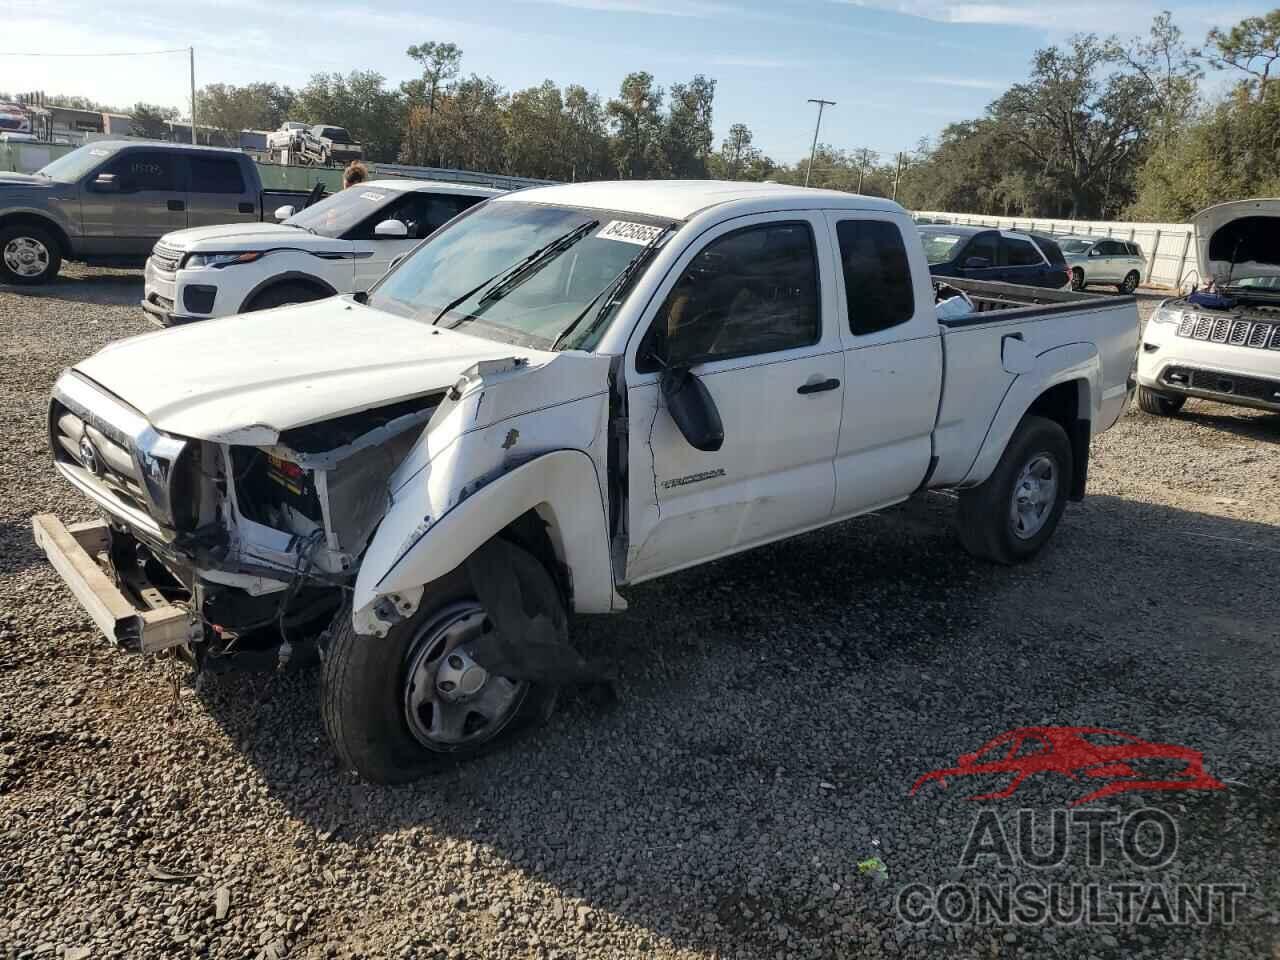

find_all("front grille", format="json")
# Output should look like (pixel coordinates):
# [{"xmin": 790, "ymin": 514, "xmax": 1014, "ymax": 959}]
[
  {"xmin": 151, "ymin": 244, "xmax": 182, "ymax": 274},
  {"xmin": 51, "ymin": 399, "xmax": 150, "ymax": 513},
  {"xmin": 1176, "ymin": 311, "xmax": 1280, "ymax": 351},
  {"xmin": 1163, "ymin": 366, "xmax": 1280, "ymax": 405}
]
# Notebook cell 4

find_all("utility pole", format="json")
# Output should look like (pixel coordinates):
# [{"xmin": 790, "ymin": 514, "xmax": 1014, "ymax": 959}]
[
  {"xmin": 804, "ymin": 98, "xmax": 835, "ymax": 188},
  {"xmin": 892, "ymin": 151, "xmax": 904, "ymax": 201},
  {"xmin": 189, "ymin": 47, "xmax": 197, "ymax": 144}
]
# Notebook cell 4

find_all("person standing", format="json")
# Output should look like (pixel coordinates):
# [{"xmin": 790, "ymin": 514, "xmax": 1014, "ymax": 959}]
[{"xmin": 343, "ymin": 161, "xmax": 369, "ymax": 189}]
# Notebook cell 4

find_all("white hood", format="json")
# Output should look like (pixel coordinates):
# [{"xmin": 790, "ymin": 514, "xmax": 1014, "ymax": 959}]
[
  {"xmin": 1191, "ymin": 198, "xmax": 1280, "ymax": 286},
  {"xmin": 73, "ymin": 298, "xmax": 550, "ymax": 442},
  {"xmin": 158, "ymin": 221, "xmax": 345, "ymax": 253}
]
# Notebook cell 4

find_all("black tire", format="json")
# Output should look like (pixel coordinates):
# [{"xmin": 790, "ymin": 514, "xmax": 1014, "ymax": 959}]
[
  {"xmin": 1119, "ymin": 271, "xmax": 1140, "ymax": 294},
  {"xmin": 322, "ymin": 541, "xmax": 564, "ymax": 784},
  {"xmin": 0, "ymin": 222, "xmax": 62, "ymax": 285},
  {"xmin": 1136, "ymin": 385, "xmax": 1185, "ymax": 416},
  {"xmin": 245, "ymin": 282, "xmax": 326, "ymax": 312},
  {"xmin": 956, "ymin": 415, "xmax": 1073, "ymax": 565},
  {"xmin": 1070, "ymin": 268, "xmax": 1085, "ymax": 291}
]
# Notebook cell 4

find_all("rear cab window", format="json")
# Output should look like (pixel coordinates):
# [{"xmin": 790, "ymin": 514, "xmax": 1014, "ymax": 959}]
[
  {"xmin": 835, "ymin": 219, "xmax": 914, "ymax": 335},
  {"xmin": 189, "ymin": 155, "xmax": 246, "ymax": 194}
]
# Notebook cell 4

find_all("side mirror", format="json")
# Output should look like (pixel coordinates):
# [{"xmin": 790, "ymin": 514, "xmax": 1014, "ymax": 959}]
[
  {"xmin": 274, "ymin": 205, "xmax": 295, "ymax": 221},
  {"xmin": 659, "ymin": 366, "xmax": 723, "ymax": 453},
  {"xmin": 92, "ymin": 173, "xmax": 120, "ymax": 193},
  {"xmin": 374, "ymin": 219, "xmax": 409, "ymax": 239},
  {"xmin": 1089, "ymin": 248, "xmax": 1102, "ymax": 257},
  {"xmin": 963, "ymin": 256, "xmax": 991, "ymax": 269}
]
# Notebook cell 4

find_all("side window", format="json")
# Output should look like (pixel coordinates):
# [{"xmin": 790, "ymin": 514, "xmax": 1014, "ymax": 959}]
[
  {"xmin": 1095, "ymin": 240, "xmax": 1120, "ymax": 256},
  {"xmin": 640, "ymin": 221, "xmax": 819, "ymax": 372},
  {"xmin": 104, "ymin": 151, "xmax": 177, "ymax": 191},
  {"xmin": 835, "ymin": 219, "xmax": 914, "ymax": 336},
  {"xmin": 421, "ymin": 194, "xmax": 479, "ymax": 237},
  {"xmin": 965, "ymin": 233, "xmax": 998, "ymax": 266},
  {"xmin": 1002, "ymin": 237, "xmax": 1042, "ymax": 267},
  {"xmin": 189, "ymin": 156, "xmax": 246, "ymax": 194}
]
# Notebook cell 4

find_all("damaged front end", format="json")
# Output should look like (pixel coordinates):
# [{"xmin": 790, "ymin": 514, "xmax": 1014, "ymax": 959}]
[{"xmin": 40, "ymin": 369, "xmax": 444, "ymax": 668}]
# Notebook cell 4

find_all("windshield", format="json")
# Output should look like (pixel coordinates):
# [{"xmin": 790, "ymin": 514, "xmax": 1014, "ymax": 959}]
[
  {"xmin": 370, "ymin": 201, "xmax": 672, "ymax": 349},
  {"xmin": 1058, "ymin": 238, "xmax": 1093, "ymax": 255},
  {"xmin": 284, "ymin": 187, "xmax": 399, "ymax": 238},
  {"xmin": 35, "ymin": 143, "xmax": 122, "ymax": 181},
  {"xmin": 920, "ymin": 232, "xmax": 965, "ymax": 265}
]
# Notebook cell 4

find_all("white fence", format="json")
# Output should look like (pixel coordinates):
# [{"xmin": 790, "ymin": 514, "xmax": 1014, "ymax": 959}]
[{"xmin": 914, "ymin": 210, "xmax": 1196, "ymax": 290}]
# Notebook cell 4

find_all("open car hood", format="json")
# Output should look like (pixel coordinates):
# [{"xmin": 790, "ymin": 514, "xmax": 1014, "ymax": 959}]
[
  {"xmin": 1191, "ymin": 198, "xmax": 1280, "ymax": 290},
  {"xmin": 72, "ymin": 298, "xmax": 550, "ymax": 443}
]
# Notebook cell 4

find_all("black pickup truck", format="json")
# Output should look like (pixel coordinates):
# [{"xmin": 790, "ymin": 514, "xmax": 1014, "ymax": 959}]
[{"xmin": 0, "ymin": 141, "xmax": 316, "ymax": 284}]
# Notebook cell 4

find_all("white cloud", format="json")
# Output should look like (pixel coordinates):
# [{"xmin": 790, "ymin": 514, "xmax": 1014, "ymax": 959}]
[
  {"xmin": 914, "ymin": 74, "xmax": 1007, "ymax": 90},
  {"xmin": 520, "ymin": 0, "xmax": 738, "ymax": 16},
  {"xmin": 707, "ymin": 55, "xmax": 791, "ymax": 68}
]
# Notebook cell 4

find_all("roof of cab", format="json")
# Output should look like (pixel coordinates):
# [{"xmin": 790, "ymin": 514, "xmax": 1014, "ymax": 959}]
[{"xmin": 493, "ymin": 179, "xmax": 907, "ymax": 221}]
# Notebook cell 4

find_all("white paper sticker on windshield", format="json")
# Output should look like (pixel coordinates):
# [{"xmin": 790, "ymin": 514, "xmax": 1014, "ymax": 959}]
[
  {"xmin": 597, "ymin": 220, "xmax": 663, "ymax": 245},
  {"xmin": 359, "ymin": 191, "xmax": 386, "ymax": 202}
]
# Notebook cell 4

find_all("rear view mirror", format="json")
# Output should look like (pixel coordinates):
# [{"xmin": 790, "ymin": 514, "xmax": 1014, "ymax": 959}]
[
  {"xmin": 660, "ymin": 367, "xmax": 723, "ymax": 452},
  {"xmin": 274, "ymin": 205, "xmax": 295, "ymax": 221},
  {"xmin": 374, "ymin": 219, "xmax": 409, "ymax": 238},
  {"xmin": 963, "ymin": 256, "xmax": 990, "ymax": 269}
]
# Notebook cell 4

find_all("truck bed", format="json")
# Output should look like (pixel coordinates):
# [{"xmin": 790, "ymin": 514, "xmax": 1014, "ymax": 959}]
[{"xmin": 933, "ymin": 276, "xmax": 1129, "ymax": 326}]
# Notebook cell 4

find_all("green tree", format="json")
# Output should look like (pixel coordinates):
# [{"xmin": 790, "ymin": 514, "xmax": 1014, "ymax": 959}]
[
  {"xmin": 129, "ymin": 102, "xmax": 179, "ymax": 140},
  {"xmin": 607, "ymin": 72, "xmax": 665, "ymax": 178},
  {"xmin": 662, "ymin": 75, "xmax": 716, "ymax": 178},
  {"xmin": 1105, "ymin": 11, "xmax": 1202, "ymax": 144},
  {"xmin": 1201, "ymin": 11, "xmax": 1280, "ymax": 102},
  {"xmin": 562, "ymin": 84, "xmax": 611, "ymax": 181},
  {"xmin": 406, "ymin": 41, "xmax": 463, "ymax": 114},
  {"xmin": 296, "ymin": 71, "xmax": 405, "ymax": 162}
]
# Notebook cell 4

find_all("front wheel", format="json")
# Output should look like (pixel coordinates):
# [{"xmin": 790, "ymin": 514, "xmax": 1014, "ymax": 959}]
[
  {"xmin": 1070, "ymin": 268, "xmax": 1085, "ymax": 291},
  {"xmin": 321, "ymin": 541, "xmax": 564, "ymax": 784},
  {"xmin": 955, "ymin": 415, "xmax": 1073, "ymax": 565},
  {"xmin": 1118, "ymin": 271, "xmax": 1140, "ymax": 294},
  {"xmin": 0, "ymin": 223, "xmax": 62, "ymax": 285},
  {"xmin": 1136, "ymin": 385, "xmax": 1185, "ymax": 416},
  {"xmin": 245, "ymin": 282, "xmax": 326, "ymax": 312}
]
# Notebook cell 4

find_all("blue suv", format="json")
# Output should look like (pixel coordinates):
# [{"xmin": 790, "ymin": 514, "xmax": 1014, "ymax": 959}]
[{"xmin": 919, "ymin": 225, "xmax": 1070, "ymax": 289}]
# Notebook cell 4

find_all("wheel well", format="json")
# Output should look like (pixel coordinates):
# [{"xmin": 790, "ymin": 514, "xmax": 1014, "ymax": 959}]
[
  {"xmin": 500, "ymin": 509, "xmax": 571, "ymax": 609},
  {"xmin": 0, "ymin": 214, "xmax": 69, "ymax": 256},
  {"xmin": 1027, "ymin": 379, "xmax": 1090, "ymax": 501},
  {"xmin": 242, "ymin": 274, "xmax": 335, "ymax": 311}
]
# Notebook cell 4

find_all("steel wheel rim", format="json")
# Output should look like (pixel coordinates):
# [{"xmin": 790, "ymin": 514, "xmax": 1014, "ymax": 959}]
[
  {"xmin": 402, "ymin": 601, "xmax": 527, "ymax": 751},
  {"xmin": 4, "ymin": 236, "xmax": 49, "ymax": 278},
  {"xmin": 1009, "ymin": 452, "xmax": 1058, "ymax": 540}
]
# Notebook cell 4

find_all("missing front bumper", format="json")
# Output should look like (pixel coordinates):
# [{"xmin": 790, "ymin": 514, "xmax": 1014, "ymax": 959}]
[{"xmin": 31, "ymin": 513, "xmax": 196, "ymax": 654}]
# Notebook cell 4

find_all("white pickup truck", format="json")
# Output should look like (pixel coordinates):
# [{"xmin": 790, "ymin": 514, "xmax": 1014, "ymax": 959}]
[
  {"xmin": 1137, "ymin": 199, "xmax": 1280, "ymax": 416},
  {"xmin": 33, "ymin": 182, "xmax": 1137, "ymax": 783}
]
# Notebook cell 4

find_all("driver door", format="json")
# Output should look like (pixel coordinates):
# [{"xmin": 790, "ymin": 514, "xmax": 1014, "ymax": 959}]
[
  {"xmin": 80, "ymin": 148, "xmax": 186, "ymax": 259},
  {"xmin": 624, "ymin": 214, "xmax": 845, "ymax": 583}
]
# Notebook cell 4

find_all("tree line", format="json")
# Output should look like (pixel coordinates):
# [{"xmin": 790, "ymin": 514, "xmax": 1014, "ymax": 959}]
[{"xmin": 11, "ymin": 9, "xmax": 1279, "ymax": 222}]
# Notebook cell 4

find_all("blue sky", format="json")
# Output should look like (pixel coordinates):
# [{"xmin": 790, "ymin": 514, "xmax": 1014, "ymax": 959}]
[{"xmin": 4, "ymin": 0, "xmax": 1258, "ymax": 163}]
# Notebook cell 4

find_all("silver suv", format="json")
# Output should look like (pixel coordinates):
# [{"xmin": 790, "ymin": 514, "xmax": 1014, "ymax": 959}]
[{"xmin": 1058, "ymin": 237, "xmax": 1146, "ymax": 294}]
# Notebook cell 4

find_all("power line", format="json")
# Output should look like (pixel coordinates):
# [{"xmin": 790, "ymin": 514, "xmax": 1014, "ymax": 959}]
[{"xmin": 0, "ymin": 48, "xmax": 188, "ymax": 57}]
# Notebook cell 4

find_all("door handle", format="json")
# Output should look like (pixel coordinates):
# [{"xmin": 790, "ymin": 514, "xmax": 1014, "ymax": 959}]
[
  {"xmin": 797, "ymin": 377, "xmax": 840, "ymax": 395},
  {"xmin": 238, "ymin": 202, "xmax": 254, "ymax": 214},
  {"xmin": 168, "ymin": 199, "xmax": 185, "ymax": 212}
]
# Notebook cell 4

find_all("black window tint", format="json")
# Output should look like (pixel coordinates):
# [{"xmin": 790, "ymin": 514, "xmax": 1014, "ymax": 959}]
[
  {"xmin": 1031, "ymin": 235, "xmax": 1066, "ymax": 266},
  {"xmin": 189, "ymin": 156, "xmax": 245, "ymax": 194},
  {"xmin": 965, "ymin": 234, "xmax": 998, "ymax": 265},
  {"xmin": 1002, "ymin": 237, "xmax": 1042, "ymax": 267},
  {"xmin": 836, "ymin": 219, "xmax": 914, "ymax": 335},
  {"xmin": 106, "ymin": 150, "xmax": 176, "ymax": 191},
  {"xmin": 1095, "ymin": 240, "xmax": 1121, "ymax": 256},
  {"xmin": 643, "ymin": 221, "xmax": 819, "ymax": 370}
]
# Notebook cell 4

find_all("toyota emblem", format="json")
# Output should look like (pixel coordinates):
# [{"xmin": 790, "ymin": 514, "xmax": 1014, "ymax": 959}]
[{"xmin": 78, "ymin": 435, "xmax": 101, "ymax": 475}]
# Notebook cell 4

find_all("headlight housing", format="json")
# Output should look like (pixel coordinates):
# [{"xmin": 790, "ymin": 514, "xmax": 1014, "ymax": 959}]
[
  {"xmin": 183, "ymin": 251, "xmax": 263, "ymax": 270},
  {"xmin": 1150, "ymin": 302, "xmax": 1183, "ymax": 325}
]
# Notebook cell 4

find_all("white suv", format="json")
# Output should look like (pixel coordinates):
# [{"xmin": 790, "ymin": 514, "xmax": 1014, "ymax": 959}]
[
  {"xmin": 142, "ymin": 180, "xmax": 503, "ymax": 324},
  {"xmin": 1137, "ymin": 199, "xmax": 1280, "ymax": 416}
]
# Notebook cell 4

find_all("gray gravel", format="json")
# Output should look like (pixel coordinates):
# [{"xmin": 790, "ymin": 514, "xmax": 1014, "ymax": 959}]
[{"xmin": 1, "ymin": 272, "xmax": 1277, "ymax": 960}]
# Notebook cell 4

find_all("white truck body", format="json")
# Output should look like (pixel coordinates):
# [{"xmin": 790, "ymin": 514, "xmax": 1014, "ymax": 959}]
[
  {"xmin": 141, "ymin": 180, "xmax": 502, "ymax": 324},
  {"xmin": 35, "ymin": 181, "xmax": 1138, "ymax": 782},
  {"xmin": 1136, "ymin": 199, "xmax": 1280, "ymax": 415}
]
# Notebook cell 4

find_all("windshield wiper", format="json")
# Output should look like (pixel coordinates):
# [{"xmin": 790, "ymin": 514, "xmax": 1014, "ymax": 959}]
[
  {"xmin": 476, "ymin": 219, "xmax": 599, "ymax": 307},
  {"xmin": 428, "ymin": 219, "xmax": 600, "ymax": 328},
  {"xmin": 553, "ymin": 223, "xmax": 675, "ymax": 350}
]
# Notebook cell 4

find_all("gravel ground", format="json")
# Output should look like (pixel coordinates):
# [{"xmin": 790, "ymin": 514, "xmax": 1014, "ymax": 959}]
[{"xmin": 0, "ymin": 268, "xmax": 1276, "ymax": 960}]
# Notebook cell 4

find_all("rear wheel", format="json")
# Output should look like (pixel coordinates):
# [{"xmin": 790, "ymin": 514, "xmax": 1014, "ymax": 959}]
[
  {"xmin": 245, "ymin": 282, "xmax": 326, "ymax": 312},
  {"xmin": 1136, "ymin": 385, "xmax": 1185, "ymax": 416},
  {"xmin": 956, "ymin": 415, "xmax": 1073, "ymax": 565},
  {"xmin": 1070, "ymin": 268, "xmax": 1085, "ymax": 291},
  {"xmin": 1119, "ymin": 271, "xmax": 1140, "ymax": 294},
  {"xmin": 0, "ymin": 223, "xmax": 62, "ymax": 285},
  {"xmin": 321, "ymin": 542, "xmax": 564, "ymax": 784}
]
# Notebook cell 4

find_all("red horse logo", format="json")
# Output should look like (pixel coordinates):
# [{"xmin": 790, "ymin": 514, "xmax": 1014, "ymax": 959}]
[{"xmin": 910, "ymin": 726, "xmax": 1226, "ymax": 807}]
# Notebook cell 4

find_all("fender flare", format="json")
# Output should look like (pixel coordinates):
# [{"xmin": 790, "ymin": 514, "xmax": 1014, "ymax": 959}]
[
  {"xmin": 352, "ymin": 449, "xmax": 618, "ymax": 636},
  {"xmin": 0, "ymin": 210, "xmax": 73, "ymax": 257},
  {"xmin": 961, "ymin": 342, "xmax": 1099, "ymax": 488},
  {"xmin": 238, "ymin": 270, "xmax": 338, "ymax": 312}
]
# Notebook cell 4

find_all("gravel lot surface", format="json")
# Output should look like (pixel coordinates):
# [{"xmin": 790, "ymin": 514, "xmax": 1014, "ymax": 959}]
[{"xmin": 0, "ymin": 268, "xmax": 1276, "ymax": 960}]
